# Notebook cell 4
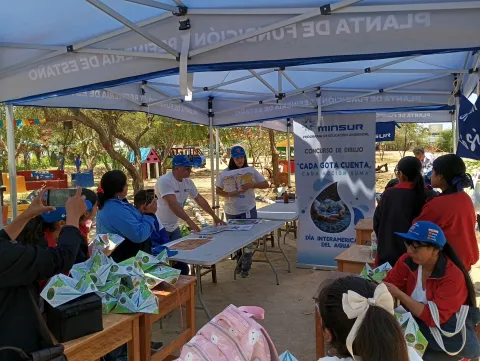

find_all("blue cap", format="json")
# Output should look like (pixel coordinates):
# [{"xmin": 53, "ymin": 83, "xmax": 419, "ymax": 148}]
[
  {"xmin": 395, "ymin": 221, "xmax": 446, "ymax": 247},
  {"xmin": 172, "ymin": 155, "xmax": 193, "ymax": 167},
  {"xmin": 231, "ymin": 146, "xmax": 246, "ymax": 158},
  {"xmin": 40, "ymin": 200, "xmax": 93, "ymax": 223}
]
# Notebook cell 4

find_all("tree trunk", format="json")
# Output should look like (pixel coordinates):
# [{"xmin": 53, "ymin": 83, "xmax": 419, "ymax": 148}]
[{"xmin": 268, "ymin": 129, "xmax": 280, "ymax": 187}]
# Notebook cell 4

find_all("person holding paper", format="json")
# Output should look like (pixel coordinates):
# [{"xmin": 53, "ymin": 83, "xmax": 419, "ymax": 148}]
[
  {"xmin": 383, "ymin": 221, "xmax": 478, "ymax": 361},
  {"xmin": 0, "ymin": 188, "xmax": 86, "ymax": 361},
  {"xmin": 155, "ymin": 154, "xmax": 224, "ymax": 239},
  {"xmin": 96, "ymin": 170, "xmax": 156, "ymax": 263},
  {"xmin": 216, "ymin": 146, "xmax": 269, "ymax": 277}
]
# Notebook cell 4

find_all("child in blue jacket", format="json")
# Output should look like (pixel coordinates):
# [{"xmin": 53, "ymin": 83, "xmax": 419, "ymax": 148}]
[{"xmin": 133, "ymin": 190, "xmax": 170, "ymax": 254}]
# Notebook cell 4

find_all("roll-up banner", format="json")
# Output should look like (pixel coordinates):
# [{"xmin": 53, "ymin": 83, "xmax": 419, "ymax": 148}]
[{"xmin": 294, "ymin": 114, "xmax": 376, "ymax": 268}]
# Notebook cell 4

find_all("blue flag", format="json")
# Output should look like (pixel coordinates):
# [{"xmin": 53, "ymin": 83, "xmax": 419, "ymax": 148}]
[
  {"xmin": 376, "ymin": 121, "xmax": 396, "ymax": 142},
  {"xmin": 457, "ymin": 94, "xmax": 480, "ymax": 160}
]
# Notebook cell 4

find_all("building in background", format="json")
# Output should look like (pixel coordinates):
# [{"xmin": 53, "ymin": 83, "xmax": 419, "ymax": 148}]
[{"xmin": 427, "ymin": 124, "xmax": 443, "ymax": 144}]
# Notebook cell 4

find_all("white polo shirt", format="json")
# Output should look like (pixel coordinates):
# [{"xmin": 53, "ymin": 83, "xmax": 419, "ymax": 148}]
[{"xmin": 155, "ymin": 172, "xmax": 199, "ymax": 232}]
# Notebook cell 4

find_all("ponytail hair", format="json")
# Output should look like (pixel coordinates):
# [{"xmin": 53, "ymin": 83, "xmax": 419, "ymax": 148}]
[
  {"xmin": 397, "ymin": 156, "xmax": 426, "ymax": 218},
  {"xmin": 433, "ymin": 154, "xmax": 473, "ymax": 194},
  {"xmin": 97, "ymin": 170, "xmax": 127, "ymax": 210},
  {"xmin": 317, "ymin": 276, "xmax": 409, "ymax": 361},
  {"xmin": 439, "ymin": 243, "xmax": 476, "ymax": 306},
  {"xmin": 16, "ymin": 216, "xmax": 54, "ymax": 247}
]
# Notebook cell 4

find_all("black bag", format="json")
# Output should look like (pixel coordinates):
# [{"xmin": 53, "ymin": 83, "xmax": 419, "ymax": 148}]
[
  {"xmin": 0, "ymin": 291, "xmax": 67, "ymax": 361},
  {"xmin": 45, "ymin": 293, "xmax": 103, "ymax": 343}
]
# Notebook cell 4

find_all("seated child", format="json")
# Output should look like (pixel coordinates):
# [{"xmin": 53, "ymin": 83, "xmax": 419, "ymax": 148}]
[
  {"xmin": 133, "ymin": 190, "xmax": 170, "ymax": 255},
  {"xmin": 134, "ymin": 190, "xmax": 188, "ymax": 275},
  {"xmin": 316, "ymin": 276, "xmax": 422, "ymax": 361}
]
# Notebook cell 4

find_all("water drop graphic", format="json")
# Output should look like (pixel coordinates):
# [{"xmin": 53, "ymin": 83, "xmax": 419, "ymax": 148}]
[
  {"xmin": 310, "ymin": 182, "xmax": 351, "ymax": 234},
  {"xmin": 358, "ymin": 204, "xmax": 369, "ymax": 212},
  {"xmin": 352, "ymin": 207, "xmax": 365, "ymax": 225},
  {"xmin": 313, "ymin": 178, "xmax": 332, "ymax": 192}
]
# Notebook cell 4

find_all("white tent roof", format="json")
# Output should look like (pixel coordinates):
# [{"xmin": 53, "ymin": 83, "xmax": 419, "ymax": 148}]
[{"xmin": 1, "ymin": 0, "xmax": 479, "ymax": 128}]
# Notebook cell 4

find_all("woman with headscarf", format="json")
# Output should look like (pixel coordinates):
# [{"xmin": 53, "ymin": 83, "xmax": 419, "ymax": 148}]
[{"xmin": 413, "ymin": 154, "xmax": 478, "ymax": 270}]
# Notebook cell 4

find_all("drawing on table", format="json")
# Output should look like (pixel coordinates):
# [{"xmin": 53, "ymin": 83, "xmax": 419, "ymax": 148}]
[{"xmin": 169, "ymin": 238, "xmax": 211, "ymax": 250}]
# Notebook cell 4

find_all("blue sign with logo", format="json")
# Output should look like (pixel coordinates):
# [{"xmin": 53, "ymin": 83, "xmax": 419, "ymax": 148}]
[
  {"xmin": 376, "ymin": 122, "xmax": 396, "ymax": 142},
  {"xmin": 457, "ymin": 94, "xmax": 480, "ymax": 160}
]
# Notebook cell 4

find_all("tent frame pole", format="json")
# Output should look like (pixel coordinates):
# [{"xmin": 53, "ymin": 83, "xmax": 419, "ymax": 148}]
[
  {"xmin": 0, "ymin": 12, "xmax": 175, "ymax": 77},
  {"xmin": 187, "ymin": 1, "xmax": 480, "ymax": 15},
  {"xmin": 286, "ymin": 118, "xmax": 292, "ymax": 188},
  {"xmin": 86, "ymin": 0, "xmax": 179, "ymax": 57},
  {"xmin": 215, "ymin": 128, "xmax": 220, "ymax": 216},
  {"xmin": 189, "ymin": 0, "xmax": 364, "ymax": 57},
  {"xmin": 124, "ymin": 0, "xmax": 178, "ymax": 12},
  {"xmin": 208, "ymin": 97, "xmax": 216, "ymax": 216},
  {"xmin": 5, "ymin": 105, "xmax": 18, "ymax": 219}
]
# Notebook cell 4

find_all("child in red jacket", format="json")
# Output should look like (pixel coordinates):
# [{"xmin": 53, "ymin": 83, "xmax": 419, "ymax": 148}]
[
  {"xmin": 414, "ymin": 154, "xmax": 478, "ymax": 270},
  {"xmin": 383, "ymin": 221, "xmax": 478, "ymax": 361}
]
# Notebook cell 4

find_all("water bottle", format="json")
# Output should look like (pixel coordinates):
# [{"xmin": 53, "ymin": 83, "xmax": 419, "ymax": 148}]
[{"xmin": 370, "ymin": 231, "xmax": 377, "ymax": 260}]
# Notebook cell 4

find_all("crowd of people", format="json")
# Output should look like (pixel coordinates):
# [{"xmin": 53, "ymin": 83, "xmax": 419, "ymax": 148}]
[
  {"xmin": 0, "ymin": 146, "xmax": 479, "ymax": 361},
  {"xmin": 369, "ymin": 151, "xmax": 479, "ymax": 361}
]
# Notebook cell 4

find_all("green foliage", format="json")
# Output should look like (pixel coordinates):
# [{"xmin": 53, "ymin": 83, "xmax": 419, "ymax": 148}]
[
  {"xmin": 436, "ymin": 129, "xmax": 453, "ymax": 152},
  {"xmin": 387, "ymin": 124, "xmax": 429, "ymax": 158}
]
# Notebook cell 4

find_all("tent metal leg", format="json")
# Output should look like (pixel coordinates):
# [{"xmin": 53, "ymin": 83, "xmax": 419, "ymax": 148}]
[
  {"xmin": 6, "ymin": 105, "xmax": 18, "ymax": 219},
  {"xmin": 286, "ymin": 119, "xmax": 292, "ymax": 188},
  {"xmin": 208, "ymin": 97, "xmax": 216, "ymax": 214}
]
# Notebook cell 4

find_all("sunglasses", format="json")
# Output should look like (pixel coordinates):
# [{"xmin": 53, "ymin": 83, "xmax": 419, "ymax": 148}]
[{"xmin": 404, "ymin": 240, "xmax": 429, "ymax": 252}]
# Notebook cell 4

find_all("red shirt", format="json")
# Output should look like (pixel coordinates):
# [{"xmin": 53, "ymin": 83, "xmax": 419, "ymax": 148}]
[
  {"xmin": 414, "ymin": 191, "xmax": 479, "ymax": 270},
  {"xmin": 384, "ymin": 253, "xmax": 468, "ymax": 326}
]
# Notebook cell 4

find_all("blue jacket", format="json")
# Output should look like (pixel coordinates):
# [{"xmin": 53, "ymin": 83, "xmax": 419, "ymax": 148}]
[
  {"xmin": 96, "ymin": 199, "xmax": 155, "ymax": 244},
  {"xmin": 146, "ymin": 214, "xmax": 171, "ymax": 249}
]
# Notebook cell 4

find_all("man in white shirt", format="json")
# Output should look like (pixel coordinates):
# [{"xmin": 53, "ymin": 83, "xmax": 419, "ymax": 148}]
[
  {"xmin": 413, "ymin": 147, "xmax": 435, "ymax": 175},
  {"xmin": 155, "ymin": 155, "xmax": 224, "ymax": 243}
]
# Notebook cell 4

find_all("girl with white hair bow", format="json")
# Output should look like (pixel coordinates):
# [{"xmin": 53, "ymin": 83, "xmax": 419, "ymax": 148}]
[{"xmin": 316, "ymin": 276, "xmax": 423, "ymax": 361}]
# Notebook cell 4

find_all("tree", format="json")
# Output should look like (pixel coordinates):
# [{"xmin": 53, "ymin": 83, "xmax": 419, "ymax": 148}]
[
  {"xmin": 437, "ymin": 129, "xmax": 454, "ymax": 152},
  {"xmin": 72, "ymin": 123, "xmax": 104, "ymax": 169},
  {"xmin": 142, "ymin": 120, "xmax": 208, "ymax": 174},
  {"xmin": 388, "ymin": 124, "xmax": 429, "ymax": 158},
  {"xmin": 43, "ymin": 108, "xmax": 157, "ymax": 192}
]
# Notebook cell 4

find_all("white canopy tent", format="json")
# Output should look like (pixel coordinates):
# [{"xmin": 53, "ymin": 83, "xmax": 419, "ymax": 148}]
[{"xmin": 1, "ymin": 0, "xmax": 480, "ymax": 217}]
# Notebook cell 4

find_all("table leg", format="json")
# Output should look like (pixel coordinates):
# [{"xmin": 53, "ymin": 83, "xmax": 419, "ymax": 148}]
[
  {"xmin": 283, "ymin": 222, "xmax": 292, "ymax": 244},
  {"xmin": 315, "ymin": 306, "xmax": 325, "ymax": 359},
  {"xmin": 276, "ymin": 231, "xmax": 291, "ymax": 273},
  {"xmin": 262, "ymin": 236, "xmax": 280, "ymax": 285},
  {"xmin": 139, "ymin": 315, "xmax": 152, "ymax": 361},
  {"xmin": 233, "ymin": 249, "xmax": 244, "ymax": 281},
  {"xmin": 187, "ymin": 282, "xmax": 196, "ymax": 338},
  {"xmin": 128, "ymin": 317, "xmax": 141, "ymax": 361},
  {"xmin": 195, "ymin": 265, "xmax": 212, "ymax": 320}
]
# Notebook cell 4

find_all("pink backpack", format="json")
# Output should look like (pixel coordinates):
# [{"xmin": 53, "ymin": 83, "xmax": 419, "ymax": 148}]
[{"xmin": 176, "ymin": 305, "xmax": 279, "ymax": 361}]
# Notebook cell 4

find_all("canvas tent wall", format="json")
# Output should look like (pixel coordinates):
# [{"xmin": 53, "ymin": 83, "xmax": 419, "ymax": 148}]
[{"xmin": 1, "ymin": 0, "xmax": 480, "ymax": 217}]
